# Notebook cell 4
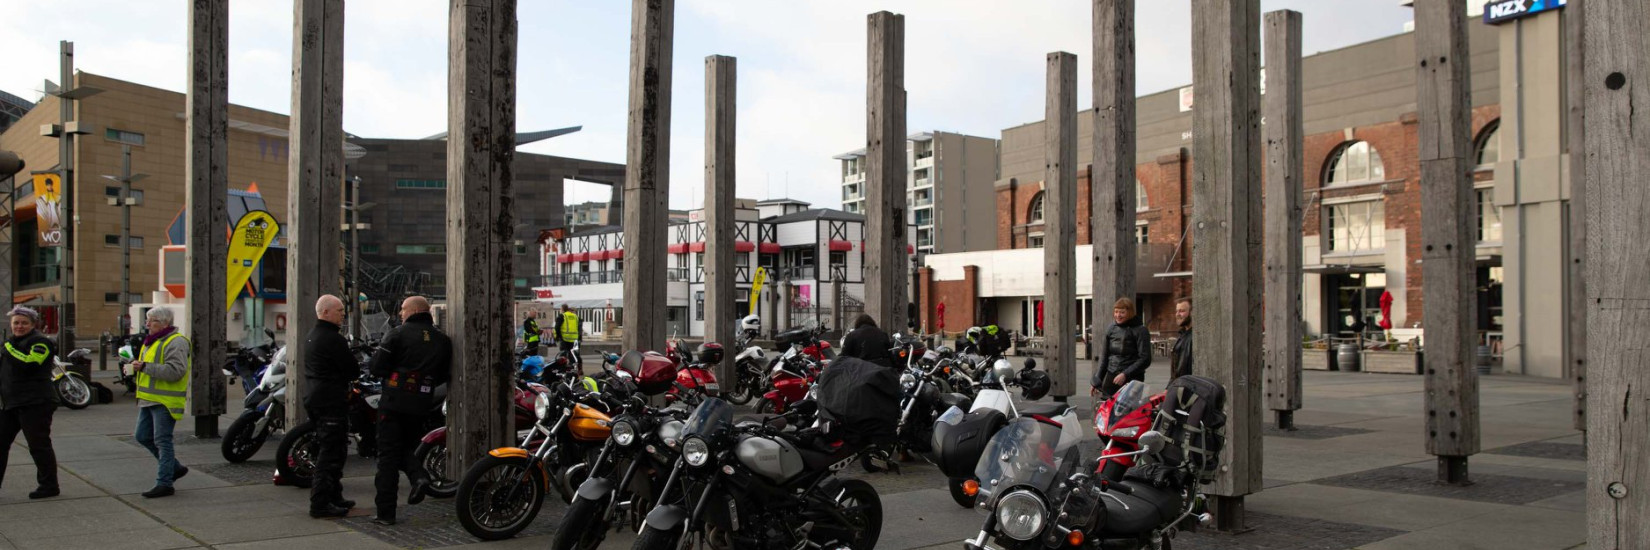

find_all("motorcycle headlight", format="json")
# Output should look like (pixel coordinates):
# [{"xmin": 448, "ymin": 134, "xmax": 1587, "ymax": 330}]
[
  {"xmin": 900, "ymin": 373, "xmax": 916, "ymax": 390},
  {"xmin": 682, "ymin": 436, "xmax": 711, "ymax": 467},
  {"xmin": 612, "ymin": 419, "xmax": 638, "ymax": 447},
  {"xmin": 534, "ymin": 393, "xmax": 551, "ymax": 420},
  {"xmin": 995, "ymin": 490, "xmax": 1047, "ymax": 541},
  {"xmin": 1112, "ymin": 426, "xmax": 1140, "ymax": 439}
]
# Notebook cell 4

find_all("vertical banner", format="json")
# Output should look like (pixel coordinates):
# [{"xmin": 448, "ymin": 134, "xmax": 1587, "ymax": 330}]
[
  {"xmin": 32, "ymin": 172, "xmax": 65, "ymax": 247},
  {"xmin": 749, "ymin": 267, "xmax": 767, "ymax": 315},
  {"xmin": 226, "ymin": 210, "xmax": 280, "ymax": 309}
]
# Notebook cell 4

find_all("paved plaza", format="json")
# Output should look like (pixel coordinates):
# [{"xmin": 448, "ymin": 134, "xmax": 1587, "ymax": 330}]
[{"xmin": 0, "ymin": 361, "xmax": 1586, "ymax": 550}]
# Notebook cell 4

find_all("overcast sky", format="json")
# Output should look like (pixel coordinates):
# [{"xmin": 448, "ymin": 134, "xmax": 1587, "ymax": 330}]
[{"xmin": 1, "ymin": 1, "xmax": 1413, "ymax": 211}]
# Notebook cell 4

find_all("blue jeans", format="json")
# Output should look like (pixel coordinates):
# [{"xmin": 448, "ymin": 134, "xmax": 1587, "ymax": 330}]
[{"xmin": 134, "ymin": 405, "xmax": 179, "ymax": 487}]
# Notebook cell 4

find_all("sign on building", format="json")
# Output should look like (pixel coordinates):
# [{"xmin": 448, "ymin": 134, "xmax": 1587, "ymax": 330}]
[
  {"xmin": 31, "ymin": 172, "xmax": 65, "ymax": 247},
  {"xmin": 1484, "ymin": 0, "xmax": 1565, "ymax": 25}
]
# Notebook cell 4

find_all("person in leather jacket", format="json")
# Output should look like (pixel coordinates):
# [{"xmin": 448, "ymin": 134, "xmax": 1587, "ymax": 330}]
[
  {"xmin": 841, "ymin": 314, "xmax": 895, "ymax": 368},
  {"xmin": 1171, "ymin": 298, "xmax": 1193, "ymax": 380},
  {"xmin": 1090, "ymin": 297, "xmax": 1152, "ymax": 398},
  {"xmin": 0, "ymin": 306, "xmax": 59, "ymax": 499},
  {"xmin": 303, "ymin": 295, "xmax": 357, "ymax": 518},
  {"xmin": 367, "ymin": 296, "xmax": 452, "ymax": 525}
]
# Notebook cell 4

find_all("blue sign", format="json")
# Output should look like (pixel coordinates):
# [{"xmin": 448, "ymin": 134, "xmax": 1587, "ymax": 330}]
[{"xmin": 1484, "ymin": 0, "xmax": 1566, "ymax": 25}]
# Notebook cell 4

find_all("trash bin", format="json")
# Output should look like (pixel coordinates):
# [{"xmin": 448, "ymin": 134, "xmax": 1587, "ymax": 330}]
[
  {"xmin": 1338, "ymin": 343, "xmax": 1362, "ymax": 372},
  {"xmin": 1475, "ymin": 345, "xmax": 1492, "ymax": 375}
]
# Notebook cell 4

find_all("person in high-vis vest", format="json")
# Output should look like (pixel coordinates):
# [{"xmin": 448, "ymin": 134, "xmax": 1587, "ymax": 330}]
[
  {"xmin": 557, "ymin": 305, "xmax": 582, "ymax": 372},
  {"xmin": 0, "ymin": 306, "xmax": 60, "ymax": 499},
  {"xmin": 522, "ymin": 314, "xmax": 542, "ymax": 356},
  {"xmin": 131, "ymin": 307, "xmax": 191, "ymax": 498}
]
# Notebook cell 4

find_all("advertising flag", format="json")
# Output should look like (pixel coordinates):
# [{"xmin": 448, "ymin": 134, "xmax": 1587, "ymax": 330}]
[{"xmin": 226, "ymin": 210, "xmax": 280, "ymax": 309}]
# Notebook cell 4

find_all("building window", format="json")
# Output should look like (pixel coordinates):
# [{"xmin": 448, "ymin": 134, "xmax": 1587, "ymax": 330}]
[
  {"xmin": 360, "ymin": 244, "xmax": 381, "ymax": 254},
  {"xmin": 104, "ymin": 234, "xmax": 120, "ymax": 247},
  {"xmin": 104, "ymin": 292, "xmax": 140, "ymax": 304},
  {"xmin": 1028, "ymin": 192, "xmax": 1045, "ymax": 224},
  {"xmin": 830, "ymin": 251, "xmax": 846, "ymax": 267},
  {"xmin": 1135, "ymin": 224, "xmax": 1149, "ymax": 245},
  {"xmin": 1136, "ymin": 182, "xmax": 1150, "ymax": 212},
  {"xmin": 1476, "ymin": 188, "xmax": 1502, "ymax": 243},
  {"xmin": 105, "ymin": 128, "xmax": 145, "ymax": 146},
  {"xmin": 917, "ymin": 228, "xmax": 934, "ymax": 248},
  {"xmin": 1325, "ymin": 200, "xmax": 1385, "ymax": 253},
  {"xmin": 105, "ymin": 186, "xmax": 144, "ymax": 204},
  {"xmin": 395, "ymin": 244, "xmax": 447, "ymax": 255},
  {"xmin": 130, "ymin": 236, "xmax": 144, "ymax": 249},
  {"xmin": 1324, "ymin": 141, "xmax": 1386, "ymax": 185},
  {"xmin": 514, "ymin": 278, "xmax": 528, "ymax": 288},
  {"xmin": 515, "ymin": 243, "xmax": 528, "ymax": 255},
  {"xmin": 914, "ymin": 208, "xmax": 933, "ymax": 227},
  {"xmin": 395, "ymin": 179, "xmax": 447, "ymax": 190},
  {"xmin": 1475, "ymin": 121, "xmax": 1500, "ymax": 166},
  {"xmin": 1028, "ymin": 233, "xmax": 1045, "ymax": 249}
]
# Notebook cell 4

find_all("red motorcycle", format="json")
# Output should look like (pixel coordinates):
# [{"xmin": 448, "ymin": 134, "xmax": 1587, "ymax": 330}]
[
  {"xmin": 663, "ymin": 337, "xmax": 723, "ymax": 405},
  {"xmin": 1093, "ymin": 380, "xmax": 1164, "ymax": 482},
  {"xmin": 752, "ymin": 325, "xmax": 831, "ymax": 414}
]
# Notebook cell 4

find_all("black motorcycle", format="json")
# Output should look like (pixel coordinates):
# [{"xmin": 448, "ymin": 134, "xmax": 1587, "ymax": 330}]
[
  {"xmin": 631, "ymin": 398, "xmax": 883, "ymax": 550},
  {"xmin": 550, "ymin": 396, "xmax": 690, "ymax": 550},
  {"xmin": 273, "ymin": 365, "xmax": 446, "ymax": 488}
]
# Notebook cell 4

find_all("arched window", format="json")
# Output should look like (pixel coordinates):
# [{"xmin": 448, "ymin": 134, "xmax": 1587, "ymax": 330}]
[
  {"xmin": 1028, "ymin": 192, "xmax": 1045, "ymax": 224},
  {"xmin": 1475, "ymin": 120, "xmax": 1500, "ymax": 166},
  {"xmin": 1135, "ymin": 182, "xmax": 1149, "ymax": 212},
  {"xmin": 1324, "ymin": 141, "xmax": 1386, "ymax": 185}
]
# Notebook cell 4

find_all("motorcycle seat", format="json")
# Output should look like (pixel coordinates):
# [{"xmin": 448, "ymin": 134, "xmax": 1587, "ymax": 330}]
[
  {"xmin": 938, "ymin": 393, "xmax": 972, "ymax": 411},
  {"xmin": 1018, "ymin": 402, "xmax": 1070, "ymax": 417},
  {"xmin": 791, "ymin": 434, "xmax": 855, "ymax": 472},
  {"xmin": 1098, "ymin": 480, "xmax": 1184, "ymax": 536}
]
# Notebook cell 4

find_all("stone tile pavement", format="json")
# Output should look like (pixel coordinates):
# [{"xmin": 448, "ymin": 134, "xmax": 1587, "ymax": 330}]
[{"xmin": 0, "ymin": 363, "xmax": 1588, "ymax": 549}]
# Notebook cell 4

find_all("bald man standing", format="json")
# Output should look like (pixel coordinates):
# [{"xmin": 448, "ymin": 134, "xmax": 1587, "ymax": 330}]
[
  {"xmin": 304, "ymin": 295, "xmax": 357, "ymax": 518},
  {"xmin": 366, "ymin": 296, "xmax": 451, "ymax": 525}
]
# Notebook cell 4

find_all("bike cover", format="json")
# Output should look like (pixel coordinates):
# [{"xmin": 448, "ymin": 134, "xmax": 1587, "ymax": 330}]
[{"xmin": 814, "ymin": 356, "xmax": 900, "ymax": 447}]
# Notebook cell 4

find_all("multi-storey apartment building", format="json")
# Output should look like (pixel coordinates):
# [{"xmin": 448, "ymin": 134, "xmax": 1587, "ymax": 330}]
[{"xmin": 835, "ymin": 131, "xmax": 998, "ymax": 254}]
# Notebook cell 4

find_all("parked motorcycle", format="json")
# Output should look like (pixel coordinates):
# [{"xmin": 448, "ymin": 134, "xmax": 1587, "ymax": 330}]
[
  {"xmin": 274, "ymin": 365, "xmax": 445, "ymax": 488},
  {"xmin": 664, "ymin": 337, "xmax": 721, "ymax": 406},
  {"xmin": 931, "ymin": 356, "xmax": 1058, "ymax": 508},
  {"xmin": 221, "ymin": 344, "xmax": 289, "ymax": 462},
  {"xmin": 412, "ymin": 375, "xmax": 552, "ymax": 499},
  {"xmin": 751, "ymin": 323, "xmax": 833, "ymax": 415},
  {"xmin": 723, "ymin": 315, "xmax": 766, "ymax": 405},
  {"xmin": 1093, "ymin": 381, "xmax": 1164, "ymax": 482},
  {"xmin": 224, "ymin": 329, "xmax": 279, "ymax": 395},
  {"xmin": 50, "ymin": 349, "xmax": 94, "ymax": 409},
  {"xmin": 631, "ymin": 397, "xmax": 884, "ymax": 550}
]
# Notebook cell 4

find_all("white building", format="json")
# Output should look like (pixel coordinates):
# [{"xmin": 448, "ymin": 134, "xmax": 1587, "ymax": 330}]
[{"xmin": 836, "ymin": 131, "xmax": 999, "ymax": 254}]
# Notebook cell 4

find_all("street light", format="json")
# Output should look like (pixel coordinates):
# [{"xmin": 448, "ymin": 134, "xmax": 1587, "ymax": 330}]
[
  {"xmin": 101, "ymin": 145, "xmax": 147, "ymax": 339},
  {"xmin": 342, "ymin": 175, "xmax": 375, "ymax": 338}
]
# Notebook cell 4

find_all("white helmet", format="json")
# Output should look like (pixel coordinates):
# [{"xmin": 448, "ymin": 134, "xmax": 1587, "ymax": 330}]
[{"xmin": 739, "ymin": 314, "xmax": 761, "ymax": 333}]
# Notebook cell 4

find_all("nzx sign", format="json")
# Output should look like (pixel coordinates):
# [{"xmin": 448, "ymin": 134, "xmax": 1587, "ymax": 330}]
[{"xmin": 1484, "ymin": 0, "xmax": 1566, "ymax": 25}]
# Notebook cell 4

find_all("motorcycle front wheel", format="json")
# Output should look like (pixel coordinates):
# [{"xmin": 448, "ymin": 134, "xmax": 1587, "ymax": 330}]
[
  {"xmin": 550, "ymin": 492, "xmax": 612, "ymax": 550},
  {"xmin": 723, "ymin": 363, "xmax": 757, "ymax": 405},
  {"xmin": 413, "ymin": 440, "xmax": 458, "ymax": 498},
  {"xmin": 274, "ymin": 421, "xmax": 317, "ymax": 489},
  {"xmin": 830, "ymin": 479, "xmax": 883, "ymax": 549},
  {"xmin": 56, "ymin": 376, "xmax": 92, "ymax": 409},
  {"xmin": 222, "ymin": 409, "xmax": 271, "ymax": 463},
  {"xmin": 632, "ymin": 525, "xmax": 682, "ymax": 550},
  {"xmin": 455, "ymin": 454, "xmax": 546, "ymax": 540}
]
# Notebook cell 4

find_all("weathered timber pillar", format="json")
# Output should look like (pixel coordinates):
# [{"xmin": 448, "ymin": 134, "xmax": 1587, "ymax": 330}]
[
  {"xmin": 832, "ymin": 276, "xmax": 845, "ymax": 336},
  {"xmin": 446, "ymin": 0, "xmax": 518, "ymax": 474},
  {"xmin": 1563, "ymin": 0, "xmax": 1586, "ymax": 434},
  {"xmin": 1045, "ymin": 52, "xmax": 1078, "ymax": 401},
  {"xmin": 1191, "ymin": 0, "xmax": 1262, "ymax": 531},
  {"xmin": 1262, "ymin": 9, "xmax": 1302, "ymax": 431},
  {"xmin": 622, "ymin": 0, "xmax": 674, "ymax": 354},
  {"xmin": 865, "ymin": 11, "xmax": 908, "ymax": 333},
  {"xmin": 286, "ymin": 0, "xmax": 345, "ymax": 429},
  {"xmin": 1091, "ymin": 0, "xmax": 1136, "ymax": 332},
  {"xmin": 1414, "ymin": 0, "xmax": 1478, "ymax": 485},
  {"xmin": 186, "ymin": 0, "xmax": 230, "ymax": 438},
  {"xmin": 1583, "ymin": 0, "xmax": 1650, "ymax": 545},
  {"xmin": 703, "ymin": 54, "xmax": 736, "ymax": 382}
]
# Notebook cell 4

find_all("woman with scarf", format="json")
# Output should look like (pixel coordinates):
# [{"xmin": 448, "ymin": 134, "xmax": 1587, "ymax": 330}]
[
  {"xmin": 131, "ymin": 307, "xmax": 191, "ymax": 498},
  {"xmin": 0, "ymin": 306, "xmax": 60, "ymax": 499}
]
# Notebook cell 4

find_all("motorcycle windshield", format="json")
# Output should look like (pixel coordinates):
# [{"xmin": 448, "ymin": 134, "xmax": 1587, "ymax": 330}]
[
  {"xmin": 681, "ymin": 397, "xmax": 735, "ymax": 440},
  {"xmin": 973, "ymin": 417, "xmax": 1078, "ymax": 508},
  {"xmin": 1108, "ymin": 381, "xmax": 1151, "ymax": 427}
]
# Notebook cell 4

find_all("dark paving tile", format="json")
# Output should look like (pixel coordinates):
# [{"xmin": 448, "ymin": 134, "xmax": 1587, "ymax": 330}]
[
  {"xmin": 1312, "ymin": 465, "xmax": 1585, "ymax": 505},
  {"xmin": 1173, "ymin": 511, "xmax": 1406, "ymax": 550},
  {"xmin": 1484, "ymin": 441, "xmax": 1586, "ymax": 462},
  {"xmin": 339, "ymin": 495, "xmax": 567, "ymax": 548},
  {"xmin": 112, "ymin": 434, "xmax": 223, "ymax": 447},
  {"xmin": 1263, "ymin": 425, "xmax": 1375, "ymax": 440},
  {"xmin": 195, "ymin": 461, "xmax": 280, "ymax": 486}
]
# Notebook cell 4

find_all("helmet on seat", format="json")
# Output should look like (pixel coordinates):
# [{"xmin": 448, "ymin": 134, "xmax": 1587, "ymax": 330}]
[{"xmin": 696, "ymin": 342, "xmax": 725, "ymax": 365}]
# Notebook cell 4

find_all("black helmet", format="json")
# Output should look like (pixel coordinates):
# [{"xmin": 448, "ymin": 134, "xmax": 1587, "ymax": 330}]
[
  {"xmin": 696, "ymin": 342, "xmax": 725, "ymax": 365},
  {"xmin": 1018, "ymin": 369, "xmax": 1051, "ymax": 401}
]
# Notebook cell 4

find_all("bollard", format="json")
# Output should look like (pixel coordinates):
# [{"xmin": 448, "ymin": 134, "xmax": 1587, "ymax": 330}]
[{"xmin": 99, "ymin": 332, "xmax": 109, "ymax": 370}]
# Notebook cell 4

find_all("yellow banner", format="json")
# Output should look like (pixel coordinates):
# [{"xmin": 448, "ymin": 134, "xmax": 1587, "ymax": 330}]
[
  {"xmin": 749, "ymin": 267, "xmax": 767, "ymax": 315},
  {"xmin": 31, "ymin": 172, "xmax": 65, "ymax": 248},
  {"xmin": 226, "ymin": 210, "xmax": 280, "ymax": 309}
]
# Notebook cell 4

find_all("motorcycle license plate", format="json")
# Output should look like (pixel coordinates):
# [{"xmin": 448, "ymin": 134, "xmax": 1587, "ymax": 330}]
[{"xmin": 704, "ymin": 384, "xmax": 719, "ymax": 391}]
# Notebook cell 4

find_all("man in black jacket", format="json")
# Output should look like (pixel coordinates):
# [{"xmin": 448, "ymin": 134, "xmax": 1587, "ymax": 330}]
[
  {"xmin": 840, "ymin": 314, "xmax": 895, "ymax": 368},
  {"xmin": 367, "ymin": 296, "xmax": 452, "ymax": 525},
  {"xmin": 304, "ymin": 295, "xmax": 357, "ymax": 518},
  {"xmin": 1171, "ymin": 298, "xmax": 1193, "ymax": 380}
]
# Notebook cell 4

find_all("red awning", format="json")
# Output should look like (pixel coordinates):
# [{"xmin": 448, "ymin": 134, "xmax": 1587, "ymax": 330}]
[
  {"xmin": 828, "ymin": 240, "xmax": 853, "ymax": 252},
  {"xmin": 556, "ymin": 254, "xmax": 573, "ymax": 264},
  {"xmin": 591, "ymin": 250, "xmax": 610, "ymax": 260},
  {"xmin": 608, "ymin": 249, "xmax": 624, "ymax": 260},
  {"xmin": 735, "ymin": 241, "xmax": 755, "ymax": 253},
  {"xmin": 668, "ymin": 243, "xmax": 688, "ymax": 254},
  {"xmin": 689, "ymin": 242, "xmax": 707, "ymax": 253},
  {"xmin": 758, "ymin": 242, "xmax": 781, "ymax": 254},
  {"xmin": 567, "ymin": 252, "xmax": 589, "ymax": 262}
]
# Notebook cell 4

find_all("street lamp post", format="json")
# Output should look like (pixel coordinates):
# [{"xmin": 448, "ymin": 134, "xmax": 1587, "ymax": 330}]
[
  {"xmin": 342, "ymin": 175, "xmax": 374, "ymax": 338},
  {"xmin": 102, "ymin": 146, "xmax": 147, "ymax": 341}
]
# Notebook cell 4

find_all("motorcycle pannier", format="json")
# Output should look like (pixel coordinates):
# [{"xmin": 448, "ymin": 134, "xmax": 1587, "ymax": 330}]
[
  {"xmin": 930, "ymin": 408, "xmax": 1006, "ymax": 479},
  {"xmin": 1151, "ymin": 374, "xmax": 1227, "ymax": 484},
  {"xmin": 619, "ymin": 351, "xmax": 679, "ymax": 395},
  {"xmin": 814, "ymin": 356, "xmax": 900, "ymax": 448}
]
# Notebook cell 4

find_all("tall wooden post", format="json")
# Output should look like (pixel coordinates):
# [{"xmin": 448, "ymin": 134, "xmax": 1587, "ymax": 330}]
[
  {"xmin": 1045, "ymin": 52, "xmax": 1078, "ymax": 400},
  {"xmin": 865, "ymin": 11, "xmax": 908, "ymax": 332},
  {"xmin": 1583, "ymin": 0, "xmax": 1650, "ymax": 545},
  {"xmin": 622, "ymin": 0, "xmax": 674, "ymax": 355},
  {"xmin": 1262, "ymin": 9, "xmax": 1303, "ymax": 431},
  {"xmin": 446, "ymin": 0, "xmax": 518, "ymax": 474},
  {"xmin": 1563, "ymin": 0, "xmax": 1586, "ymax": 434},
  {"xmin": 1414, "ymin": 0, "xmax": 1478, "ymax": 486},
  {"xmin": 703, "ymin": 54, "xmax": 736, "ymax": 382},
  {"xmin": 285, "ymin": 0, "xmax": 345, "ymax": 429},
  {"xmin": 186, "ymin": 0, "xmax": 230, "ymax": 438},
  {"xmin": 1091, "ymin": 0, "xmax": 1136, "ymax": 331},
  {"xmin": 1191, "ymin": 0, "xmax": 1262, "ymax": 531}
]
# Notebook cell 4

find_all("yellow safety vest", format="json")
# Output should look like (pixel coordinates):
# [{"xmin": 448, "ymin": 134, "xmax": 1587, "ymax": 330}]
[
  {"xmin": 137, "ymin": 333, "xmax": 190, "ymax": 420},
  {"xmin": 525, "ymin": 318, "xmax": 541, "ymax": 344},
  {"xmin": 560, "ymin": 311, "xmax": 580, "ymax": 342}
]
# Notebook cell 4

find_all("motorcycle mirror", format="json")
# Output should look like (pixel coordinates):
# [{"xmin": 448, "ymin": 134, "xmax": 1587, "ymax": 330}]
[
  {"xmin": 1139, "ymin": 431, "xmax": 1170, "ymax": 455},
  {"xmin": 1023, "ymin": 358, "xmax": 1037, "ymax": 370}
]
